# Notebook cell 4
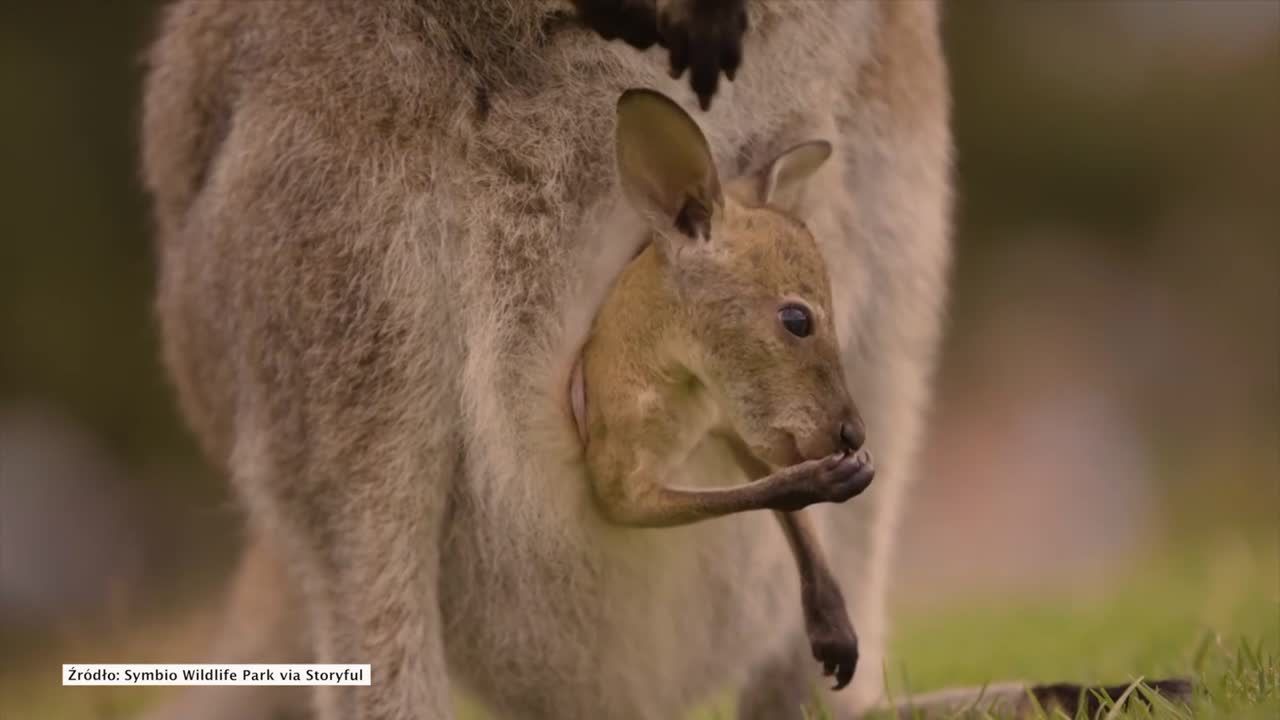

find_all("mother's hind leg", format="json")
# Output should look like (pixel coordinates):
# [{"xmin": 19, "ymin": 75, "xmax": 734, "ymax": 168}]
[
  {"xmin": 737, "ymin": 641, "xmax": 828, "ymax": 720},
  {"xmin": 140, "ymin": 536, "xmax": 310, "ymax": 720}
]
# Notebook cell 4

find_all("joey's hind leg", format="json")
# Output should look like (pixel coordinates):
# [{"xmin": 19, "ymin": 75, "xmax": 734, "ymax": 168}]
[
  {"xmin": 776, "ymin": 512, "xmax": 858, "ymax": 691},
  {"xmin": 736, "ymin": 512, "xmax": 858, "ymax": 720}
]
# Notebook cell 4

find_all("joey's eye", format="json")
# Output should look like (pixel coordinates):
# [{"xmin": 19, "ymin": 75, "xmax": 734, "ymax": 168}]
[{"xmin": 778, "ymin": 304, "xmax": 813, "ymax": 338}]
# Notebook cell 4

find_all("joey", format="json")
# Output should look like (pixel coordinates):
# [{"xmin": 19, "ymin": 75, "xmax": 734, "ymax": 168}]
[{"xmin": 574, "ymin": 88, "xmax": 869, "ymax": 687}]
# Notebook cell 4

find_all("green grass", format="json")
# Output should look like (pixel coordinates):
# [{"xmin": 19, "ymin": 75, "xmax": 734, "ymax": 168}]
[
  {"xmin": 3, "ymin": 532, "xmax": 1276, "ymax": 719},
  {"xmin": 696, "ymin": 528, "xmax": 1278, "ymax": 720},
  {"xmin": 871, "ymin": 529, "xmax": 1278, "ymax": 719},
  {"xmin": 845, "ymin": 637, "xmax": 1277, "ymax": 720}
]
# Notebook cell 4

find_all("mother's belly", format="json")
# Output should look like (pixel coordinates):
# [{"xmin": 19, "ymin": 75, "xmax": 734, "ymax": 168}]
[{"xmin": 440, "ymin": 438, "xmax": 801, "ymax": 715}]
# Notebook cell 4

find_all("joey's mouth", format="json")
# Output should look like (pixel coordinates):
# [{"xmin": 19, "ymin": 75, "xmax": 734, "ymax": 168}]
[
  {"xmin": 750, "ymin": 431, "xmax": 804, "ymax": 469},
  {"xmin": 848, "ymin": 447, "xmax": 874, "ymax": 474},
  {"xmin": 773, "ymin": 432, "xmax": 874, "ymax": 471}
]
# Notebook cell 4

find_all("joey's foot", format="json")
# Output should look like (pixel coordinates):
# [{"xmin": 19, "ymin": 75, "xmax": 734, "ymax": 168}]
[
  {"xmin": 572, "ymin": 0, "xmax": 662, "ymax": 50},
  {"xmin": 659, "ymin": 0, "xmax": 749, "ymax": 110},
  {"xmin": 572, "ymin": 0, "xmax": 747, "ymax": 110},
  {"xmin": 769, "ymin": 449, "xmax": 874, "ymax": 513},
  {"xmin": 804, "ymin": 580, "xmax": 858, "ymax": 691}
]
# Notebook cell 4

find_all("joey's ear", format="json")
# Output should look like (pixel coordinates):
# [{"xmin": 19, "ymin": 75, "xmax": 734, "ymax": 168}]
[
  {"xmin": 728, "ymin": 140, "xmax": 832, "ymax": 215},
  {"xmin": 615, "ymin": 89, "xmax": 723, "ymax": 240}
]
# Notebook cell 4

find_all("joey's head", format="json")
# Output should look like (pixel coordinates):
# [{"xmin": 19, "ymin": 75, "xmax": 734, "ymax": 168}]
[{"xmin": 615, "ymin": 89, "xmax": 866, "ymax": 467}]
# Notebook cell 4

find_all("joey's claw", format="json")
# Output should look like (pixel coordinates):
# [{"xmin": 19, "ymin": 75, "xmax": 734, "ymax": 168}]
[
  {"xmin": 805, "ymin": 578, "xmax": 859, "ymax": 690},
  {"xmin": 810, "ymin": 631, "xmax": 858, "ymax": 690}
]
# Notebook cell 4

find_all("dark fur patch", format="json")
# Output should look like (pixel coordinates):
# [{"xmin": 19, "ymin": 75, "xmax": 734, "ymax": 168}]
[
  {"xmin": 1031, "ymin": 678, "xmax": 1193, "ymax": 717},
  {"xmin": 571, "ymin": 0, "xmax": 660, "ymax": 50},
  {"xmin": 674, "ymin": 197, "xmax": 711, "ymax": 239}
]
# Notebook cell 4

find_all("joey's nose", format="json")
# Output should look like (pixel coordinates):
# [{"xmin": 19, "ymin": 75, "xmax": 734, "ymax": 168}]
[{"xmin": 838, "ymin": 420, "xmax": 865, "ymax": 452}]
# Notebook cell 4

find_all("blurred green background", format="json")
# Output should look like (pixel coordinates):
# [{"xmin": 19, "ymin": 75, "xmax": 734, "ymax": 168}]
[{"xmin": 1, "ymin": 1, "xmax": 1277, "ymax": 718}]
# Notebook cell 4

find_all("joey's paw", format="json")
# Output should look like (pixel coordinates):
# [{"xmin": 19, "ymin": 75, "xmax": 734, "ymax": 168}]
[
  {"xmin": 573, "ymin": 0, "xmax": 661, "ymax": 50},
  {"xmin": 768, "ymin": 449, "xmax": 874, "ymax": 512},
  {"xmin": 659, "ymin": 0, "xmax": 749, "ymax": 110},
  {"xmin": 804, "ymin": 580, "xmax": 858, "ymax": 691},
  {"xmin": 808, "ymin": 619, "xmax": 858, "ymax": 691},
  {"xmin": 813, "ymin": 448, "xmax": 874, "ymax": 504}
]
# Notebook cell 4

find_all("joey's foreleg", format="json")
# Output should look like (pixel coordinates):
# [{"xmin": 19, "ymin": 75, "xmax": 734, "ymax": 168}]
[{"xmin": 590, "ymin": 448, "xmax": 873, "ymax": 527}]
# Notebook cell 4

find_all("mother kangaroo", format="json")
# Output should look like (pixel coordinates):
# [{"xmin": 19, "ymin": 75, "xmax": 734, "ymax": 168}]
[{"xmin": 140, "ymin": 1, "xmax": 952, "ymax": 718}]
